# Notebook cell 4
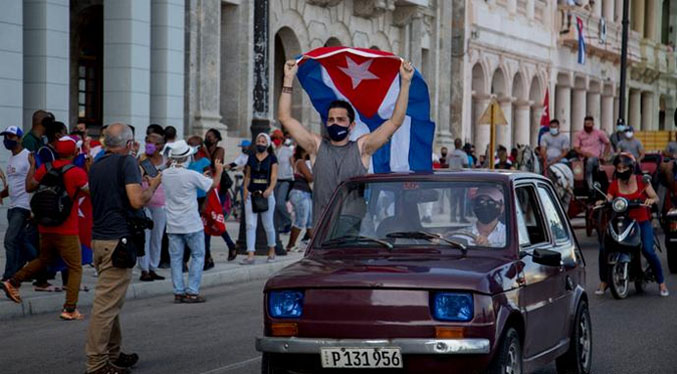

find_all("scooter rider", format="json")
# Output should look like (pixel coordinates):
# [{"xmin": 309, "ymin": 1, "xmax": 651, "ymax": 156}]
[{"xmin": 595, "ymin": 153, "xmax": 669, "ymax": 297}]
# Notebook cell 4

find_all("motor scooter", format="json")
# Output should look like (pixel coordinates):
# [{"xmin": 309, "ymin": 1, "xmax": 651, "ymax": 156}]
[{"xmin": 593, "ymin": 176, "xmax": 663, "ymax": 299}]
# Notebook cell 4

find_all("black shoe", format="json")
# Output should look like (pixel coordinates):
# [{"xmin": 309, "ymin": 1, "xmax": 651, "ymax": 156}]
[
  {"xmin": 149, "ymin": 271, "xmax": 165, "ymax": 280},
  {"xmin": 139, "ymin": 271, "xmax": 153, "ymax": 282},
  {"xmin": 227, "ymin": 248, "xmax": 237, "ymax": 262},
  {"xmin": 183, "ymin": 294, "xmax": 206, "ymax": 303},
  {"xmin": 174, "ymin": 294, "xmax": 185, "ymax": 303},
  {"xmin": 112, "ymin": 352, "xmax": 139, "ymax": 368},
  {"xmin": 88, "ymin": 363, "xmax": 131, "ymax": 374},
  {"xmin": 203, "ymin": 258, "xmax": 215, "ymax": 271}
]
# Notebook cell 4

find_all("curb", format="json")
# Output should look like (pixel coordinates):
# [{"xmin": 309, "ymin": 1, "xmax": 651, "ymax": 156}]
[{"xmin": 0, "ymin": 257, "xmax": 299, "ymax": 320}]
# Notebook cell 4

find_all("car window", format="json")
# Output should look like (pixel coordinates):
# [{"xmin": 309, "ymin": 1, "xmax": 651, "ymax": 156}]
[
  {"xmin": 514, "ymin": 195, "xmax": 531, "ymax": 247},
  {"xmin": 537, "ymin": 185, "xmax": 570, "ymax": 243},
  {"xmin": 514, "ymin": 186, "xmax": 548, "ymax": 246}
]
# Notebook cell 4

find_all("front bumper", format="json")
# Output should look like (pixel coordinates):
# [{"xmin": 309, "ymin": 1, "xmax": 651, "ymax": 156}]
[{"xmin": 256, "ymin": 337, "xmax": 491, "ymax": 355}]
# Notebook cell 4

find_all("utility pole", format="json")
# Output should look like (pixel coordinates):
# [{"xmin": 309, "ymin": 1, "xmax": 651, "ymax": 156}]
[{"xmin": 617, "ymin": 0, "xmax": 630, "ymax": 124}]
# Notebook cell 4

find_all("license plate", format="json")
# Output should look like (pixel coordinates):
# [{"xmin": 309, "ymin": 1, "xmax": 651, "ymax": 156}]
[{"xmin": 320, "ymin": 347, "xmax": 403, "ymax": 368}]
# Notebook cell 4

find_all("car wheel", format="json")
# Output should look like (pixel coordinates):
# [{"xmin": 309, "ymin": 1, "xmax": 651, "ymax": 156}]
[
  {"xmin": 261, "ymin": 353, "xmax": 290, "ymax": 374},
  {"xmin": 608, "ymin": 262, "xmax": 629, "ymax": 299},
  {"xmin": 486, "ymin": 327, "xmax": 522, "ymax": 374},
  {"xmin": 556, "ymin": 300, "xmax": 592, "ymax": 374}
]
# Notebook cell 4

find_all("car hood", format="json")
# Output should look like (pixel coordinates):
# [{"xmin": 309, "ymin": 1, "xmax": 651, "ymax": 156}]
[{"xmin": 266, "ymin": 254, "xmax": 521, "ymax": 295}]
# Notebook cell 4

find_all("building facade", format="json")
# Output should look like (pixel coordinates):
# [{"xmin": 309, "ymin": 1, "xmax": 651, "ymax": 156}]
[{"xmin": 456, "ymin": 0, "xmax": 677, "ymax": 155}]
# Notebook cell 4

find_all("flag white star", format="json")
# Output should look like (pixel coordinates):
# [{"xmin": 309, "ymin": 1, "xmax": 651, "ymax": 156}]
[{"xmin": 338, "ymin": 56, "xmax": 379, "ymax": 89}]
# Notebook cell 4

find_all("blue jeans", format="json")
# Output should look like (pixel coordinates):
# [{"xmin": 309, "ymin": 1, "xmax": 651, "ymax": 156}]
[
  {"xmin": 274, "ymin": 180, "xmax": 292, "ymax": 232},
  {"xmin": 168, "ymin": 231, "xmax": 205, "ymax": 295},
  {"xmin": 289, "ymin": 190, "xmax": 313, "ymax": 229},
  {"xmin": 638, "ymin": 220, "xmax": 665, "ymax": 284},
  {"xmin": 245, "ymin": 195, "xmax": 276, "ymax": 252},
  {"xmin": 3, "ymin": 208, "xmax": 37, "ymax": 280}
]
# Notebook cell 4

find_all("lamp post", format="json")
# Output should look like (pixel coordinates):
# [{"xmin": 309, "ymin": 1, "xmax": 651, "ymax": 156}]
[{"xmin": 617, "ymin": 0, "xmax": 630, "ymax": 125}]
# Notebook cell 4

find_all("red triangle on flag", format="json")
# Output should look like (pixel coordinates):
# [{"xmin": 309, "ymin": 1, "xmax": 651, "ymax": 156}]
[{"xmin": 540, "ymin": 89, "xmax": 550, "ymax": 126}]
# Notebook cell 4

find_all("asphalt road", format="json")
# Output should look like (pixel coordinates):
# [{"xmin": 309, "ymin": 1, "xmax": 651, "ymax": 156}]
[{"xmin": 1, "ymin": 229, "xmax": 676, "ymax": 374}]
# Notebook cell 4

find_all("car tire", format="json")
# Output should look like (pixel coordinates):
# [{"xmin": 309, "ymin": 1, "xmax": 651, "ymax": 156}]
[
  {"xmin": 556, "ymin": 300, "xmax": 592, "ymax": 374},
  {"xmin": 261, "ymin": 353, "xmax": 289, "ymax": 374},
  {"xmin": 486, "ymin": 327, "xmax": 522, "ymax": 374}
]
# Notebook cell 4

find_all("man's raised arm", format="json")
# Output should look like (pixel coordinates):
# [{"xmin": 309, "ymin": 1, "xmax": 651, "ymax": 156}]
[
  {"xmin": 360, "ymin": 61, "xmax": 414, "ymax": 156},
  {"xmin": 278, "ymin": 60, "xmax": 321, "ymax": 155}
]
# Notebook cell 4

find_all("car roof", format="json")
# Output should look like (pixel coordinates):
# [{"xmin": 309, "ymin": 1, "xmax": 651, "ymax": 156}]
[{"xmin": 343, "ymin": 169, "xmax": 551, "ymax": 184}]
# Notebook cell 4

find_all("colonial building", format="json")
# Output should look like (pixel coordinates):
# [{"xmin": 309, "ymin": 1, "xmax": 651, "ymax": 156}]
[{"xmin": 456, "ymin": 0, "xmax": 677, "ymax": 154}]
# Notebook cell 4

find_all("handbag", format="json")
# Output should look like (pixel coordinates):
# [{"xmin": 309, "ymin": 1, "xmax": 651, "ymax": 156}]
[
  {"xmin": 202, "ymin": 188, "xmax": 226, "ymax": 236},
  {"xmin": 252, "ymin": 191, "xmax": 269, "ymax": 213}
]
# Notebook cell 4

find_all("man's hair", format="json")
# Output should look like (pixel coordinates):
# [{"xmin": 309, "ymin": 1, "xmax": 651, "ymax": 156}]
[
  {"xmin": 454, "ymin": 138, "xmax": 462, "ymax": 148},
  {"xmin": 441, "ymin": 146, "xmax": 448, "ymax": 151},
  {"xmin": 32, "ymin": 110, "xmax": 51, "ymax": 128},
  {"xmin": 187, "ymin": 135, "xmax": 203, "ymax": 147},
  {"xmin": 147, "ymin": 124, "xmax": 164, "ymax": 136},
  {"xmin": 327, "ymin": 100, "xmax": 355, "ymax": 123},
  {"xmin": 584, "ymin": 116, "xmax": 594, "ymax": 122},
  {"xmin": 498, "ymin": 145, "xmax": 507, "ymax": 152},
  {"xmin": 549, "ymin": 119, "xmax": 560, "ymax": 126},
  {"xmin": 105, "ymin": 123, "xmax": 133, "ymax": 148},
  {"xmin": 164, "ymin": 125, "xmax": 177, "ymax": 141}
]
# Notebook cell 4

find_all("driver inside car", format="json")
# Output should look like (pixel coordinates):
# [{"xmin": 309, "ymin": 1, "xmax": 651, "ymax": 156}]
[{"xmin": 466, "ymin": 186, "xmax": 506, "ymax": 247}]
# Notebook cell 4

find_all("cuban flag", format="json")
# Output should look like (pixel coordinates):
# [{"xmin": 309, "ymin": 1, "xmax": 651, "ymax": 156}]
[
  {"xmin": 576, "ymin": 16, "xmax": 586, "ymax": 65},
  {"xmin": 296, "ymin": 47, "xmax": 435, "ymax": 173}
]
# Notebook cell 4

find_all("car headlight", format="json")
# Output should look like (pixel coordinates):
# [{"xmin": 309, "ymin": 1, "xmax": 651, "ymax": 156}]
[
  {"xmin": 432, "ymin": 292, "xmax": 473, "ymax": 322},
  {"xmin": 612, "ymin": 198, "xmax": 628, "ymax": 213},
  {"xmin": 268, "ymin": 290, "xmax": 304, "ymax": 318}
]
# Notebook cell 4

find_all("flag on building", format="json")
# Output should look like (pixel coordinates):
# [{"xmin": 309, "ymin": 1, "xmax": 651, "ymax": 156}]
[
  {"xmin": 296, "ymin": 47, "xmax": 435, "ymax": 173},
  {"xmin": 537, "ymin": 89, "xmax": 550, "ymax": 145},
  {"xmin": 576, "ymin": 16, "xmax": 586, "ymax": 65}
]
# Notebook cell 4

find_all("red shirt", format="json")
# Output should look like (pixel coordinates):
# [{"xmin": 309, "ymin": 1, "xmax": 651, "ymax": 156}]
[
  {"xmin": 34, "ymin": 160, "xmax": 89, "ymax": 235},
  {"xmin": 607, "ymin": 176, "xmax": 650, "ymax": 222}
]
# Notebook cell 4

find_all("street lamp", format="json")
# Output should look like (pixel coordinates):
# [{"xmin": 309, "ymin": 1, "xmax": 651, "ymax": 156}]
[{"xmin": 617, "ymin": 0, "xmax": 630, "ymax": 125}]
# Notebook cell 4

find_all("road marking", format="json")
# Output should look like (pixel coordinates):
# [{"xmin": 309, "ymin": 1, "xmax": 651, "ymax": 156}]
[{"xmin": 198, "ymin": 356, "xmax": 262, "ymax": 374}]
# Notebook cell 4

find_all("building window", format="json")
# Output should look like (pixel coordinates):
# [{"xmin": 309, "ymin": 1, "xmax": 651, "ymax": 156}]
[{"xmin": 77, "ymin": 59, "xmax": 100, "ymax": 124}]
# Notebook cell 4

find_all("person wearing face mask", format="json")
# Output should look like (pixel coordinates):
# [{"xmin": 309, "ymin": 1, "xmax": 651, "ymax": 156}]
[
  {"xmin": 438, "ymin": 146, "xmax": 449, "ymax": 168},
  {"xmin": 595, "ymin": 153, "xmax": 668, "ymax": 297},
  {"xmin": 136, "ymin": 133, "xmax": 168, "ymax": 282},
  {"xmin": 227, "ymin": 139, "xmax": 251, "ymax": 172},
  {"xmin": 539, "ymin": 119, "xmax": 570, "ymax": 168},
  {"xmin": 271, "ymin": 128, "xmax": 294, "ymax": 237},
  {"xmin": 610, "ymin": 118, "xmax": 627, "ymax": 152},
  {"xmin": 0, "ymin": 126, "xmax": 38, "ymax": 282},
  {"xmin": 467, "ymin": 186, "xmax": 506, "ymax": 247},
  {"xmin": 573, "ymin": 116, "xmax": 611, "ymax": 193},
  {"xmin": 615, "ymin": 125, "xmax": 645, "ymax": 161},
  {"xmin": 36, "ymin": 120, "xmax": 68, "ymax": 168},
  {"xmin": 279, "ymin": 59, "xmax": 415, "ymax": 229},
  {"xmin": 241, "ymin": 133, "xmax": 278, "ymax": 264}
]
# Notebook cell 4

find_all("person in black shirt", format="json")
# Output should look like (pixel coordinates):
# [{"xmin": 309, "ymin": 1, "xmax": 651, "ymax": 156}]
[{"xmin": 241, "ymin": 133, "xmax": 278, "ymax": 265}]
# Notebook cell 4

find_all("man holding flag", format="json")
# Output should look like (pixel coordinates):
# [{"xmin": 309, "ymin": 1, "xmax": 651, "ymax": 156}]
[{"xmin": 278, "ymin": 50, "xmax": 416, "ymax": 228}]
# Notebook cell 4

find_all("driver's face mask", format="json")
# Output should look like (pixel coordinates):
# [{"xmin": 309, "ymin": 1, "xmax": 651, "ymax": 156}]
[{"xmin": 472, "ymin": 197, "xmax": 502, "ymax": 224}]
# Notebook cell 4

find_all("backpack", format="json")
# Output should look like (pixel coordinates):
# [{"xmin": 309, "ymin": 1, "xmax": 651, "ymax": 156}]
[{"xmin": 30, "ymin": 163, "xmax": 76, "ymax": 226}]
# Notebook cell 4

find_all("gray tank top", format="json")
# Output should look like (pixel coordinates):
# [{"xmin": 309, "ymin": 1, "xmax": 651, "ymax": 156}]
[{"xmin": 313, "ymin": 139, "xmax": 367, "ymax": 227}]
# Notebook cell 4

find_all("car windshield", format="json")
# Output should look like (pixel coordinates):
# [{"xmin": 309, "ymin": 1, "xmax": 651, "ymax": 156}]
[{"xmin": 315, "ymin": 180, "xmax": 510, "ymax": 250}]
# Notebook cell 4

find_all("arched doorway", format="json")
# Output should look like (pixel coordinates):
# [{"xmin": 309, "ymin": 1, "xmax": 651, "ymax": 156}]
[
  {"xmin": 471, "ymin": 63, "xmax": 488, "ymax": 157},
  {"xmin": 70, "ymin": 4, "xmax": 103, "ymax": 130},
  {"xmin": 529, "ymin": 76, "xmax": 543, "ymax": 146},
  {"xmin": 491, "ymin": 68, "xmax": 508, "ymax": 149},
  {"xmin": 659, "ymin": 95, "xmax": 666, "ymax": 130},
  {"xmin": 273, "ymin": 27, "xmax": 303, "ymax": 122}
]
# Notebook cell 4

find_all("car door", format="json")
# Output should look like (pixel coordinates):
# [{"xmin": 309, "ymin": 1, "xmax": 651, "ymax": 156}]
[
  {"xmin": 535, "ymin": 183, "xmax": 582, "ymax": 345},
  {"xmin": 514, "ymin": 183, "xmax": 569, "ymax": 358}
]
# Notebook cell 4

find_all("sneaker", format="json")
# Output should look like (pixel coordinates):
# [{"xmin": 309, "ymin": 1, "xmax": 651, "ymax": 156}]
[
  {"xmin": 60, "ymin": 308, "xmax": 85, "ymax": 320},
  {"xmin": 87, "ymin": 362, "xmax": 131, "ymax": 374},
  {"xmin": 660, "ymin": 287, "xmax": 670, "ymax": 297},
  {"xmin": 183, "ymin": 294, "xmax": 206, "ymax": 303},
  {"xmin": 112, "ymin": 352, "xmax": 139, "ymax": 368},
  {"xmin": 1, "ymin": 280, "xmax": 21, "ymax": 303},
  {"xmin": 139, "ymin": 271, "xmax": 153, "ymax": 282},
  {"xmin": 174, "ymin": 294, "xmax": 185, "ymax": 304},
  {"xmin": 266, "ymin": 256, "xmax": 276, "ymax": 263},
  {"xmin": 149, "ymin": 271, "xmax": 165, "ymax": 280},
  {"xmin": 239, "ymin": 258, "xmax": 255, "ymax": 265}
]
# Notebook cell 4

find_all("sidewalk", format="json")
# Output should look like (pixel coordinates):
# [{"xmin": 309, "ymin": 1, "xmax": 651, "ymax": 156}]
[{"xmin": 0, "ymin": 221, "xmax": 303, "ymax": 320}]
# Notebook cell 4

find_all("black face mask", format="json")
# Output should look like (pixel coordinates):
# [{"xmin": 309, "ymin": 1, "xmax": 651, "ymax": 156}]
[
  {"xmin": 617, "ymin": 169, "xmax": 632, "ymax": 181},
  {"xmin": 472, "ymin": 199, "xmax": 502, "ymax": 224},
  {"xmin": 327, "ymin": 124, "xmax": 349, "ymax": 142},
  {"xmin": 256, "ymin": 145, "xmax": 267, "ymax": 153},
  {"xmin": 441, "ymin": 152, "xmax": 448, "ymax": 157},
  {"xmin": 584, "ymin": 126, "xmax": 593, "ymax": 133},
  {"xmin": 204, "ymin": 139, "xmax": 213, "ymax": 147}
]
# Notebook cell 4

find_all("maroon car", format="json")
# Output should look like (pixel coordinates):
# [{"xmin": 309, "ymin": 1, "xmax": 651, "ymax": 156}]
[{"xmin": 256, "ymin": 171, "xmax": 591, "ymax": 374}]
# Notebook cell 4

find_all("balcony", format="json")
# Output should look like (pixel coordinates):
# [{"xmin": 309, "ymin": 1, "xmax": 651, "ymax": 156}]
[{"xmin": 557, "ymin": 4, "xmax": 641, "ymax": 65}]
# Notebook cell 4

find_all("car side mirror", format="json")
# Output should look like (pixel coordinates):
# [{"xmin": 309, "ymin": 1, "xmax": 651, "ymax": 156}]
[{"xmin": 532, "ymin": 248, "xmax": 562, "ymax": 267}]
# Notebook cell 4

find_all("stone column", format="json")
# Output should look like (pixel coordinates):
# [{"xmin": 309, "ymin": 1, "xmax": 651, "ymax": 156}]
[
  {"xmin": 671, "ymin": 0, "xmax": 677, "ymax": 46},
  {"xmin": 508, "ymin": 0, "xmax": 517, "ymax": 14},
  {"xmin": 645, "ymin": 0, "xmax": 657, "ymax": 41},
  {"xmin": 513, "ymin": 102, "xmax": 531, "ymax": 146},
  {"xmin": 601, "ymin": 94, "xmax": 615, "ymax": 134},
  {"xmin": 186, "ymin": 0, "xmax": 224, "ymax": 136},
  {"xmin": 103, "ymin": 0, "xmax": 151, "ymax": 136},
  {"xmin": 629, "ymin": 89, "xmax": 642, "ymax": 129},
  {"xmin": 150, "ymin": 0, "xmax": 184, "ymax": 132},
  {"xmin": 631, "ymin": 0, "xmax": 645, "ymax": 37},
  {"xmin": 594, "ymin": 0, "xmax": 603, "ymax": 18},
  {"xmin": 556, "ymin": 84, "xmax": 572, "ymax": 140},
  {"xmin": 603, "ymin": 0, "xmax": 615, "ymax": 22},
  {"xmin": 1, "ymin": 2, "xmax": 22, "ymax": 131},
  {"xmin": 587, "ymin": 91, "xmax": 601, "ymax": 126},
  {"xmin": 449, "ymin": 0, "xmax": 466, "ymax": 141},
  {"xmin": 615, "ymin": 0, "xmax": 623, "ymax": 23},
  {"xmin": 641, "ymin": 92, "xmax": 655, "ymax": 130},
  {"xmin": 251, "ymin": 0, "xmax": 270, "ymax": 136},
  {"xmin": 571, "ymin": 88, "xmax": 587, "ymax": 134},
  {"xmin": 23, "ymin": 0, "xmax": 69, "ymax": 125},
  {"xmin": 527, "ymin": 0, "xmax": 535, "ymax": 19},
  {"xmin": 530, "ymin": 104, "xmax": 543, "ymax": 146},
  {"xmin": 498, "ymin": 97, "xmax": 512, "ymax": 148},
  {"xmin": 436, "ymin": 0, "xmax": 453, "ymax": 144},
  {"xmin": 474, "ymin": 96, "xmax": 491, "ymax": 159}
]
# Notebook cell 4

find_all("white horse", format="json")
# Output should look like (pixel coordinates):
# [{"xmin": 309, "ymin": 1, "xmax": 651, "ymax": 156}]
[
  {"xmin": 515, "ymin": 144, "xmax": 542, "ymax": 175},
  {"xmin": 547, "ymin": 163, "xmax": 575, "ymax": 209}
]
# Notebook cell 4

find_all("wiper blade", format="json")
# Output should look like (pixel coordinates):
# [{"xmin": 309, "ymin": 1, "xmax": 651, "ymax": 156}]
[
  {"xmin": 385, "ymin": 231, "xmax": 467, "ymax": 255},
  {"xmin": 321, "ymin": 235, "xmax": 393, "ymax": 249}
]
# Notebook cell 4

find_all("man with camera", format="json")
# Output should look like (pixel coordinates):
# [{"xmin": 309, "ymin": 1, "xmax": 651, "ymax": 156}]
[{"xmin": 85, "ymin": 123, "xmax": 161, "ymax": 374}]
